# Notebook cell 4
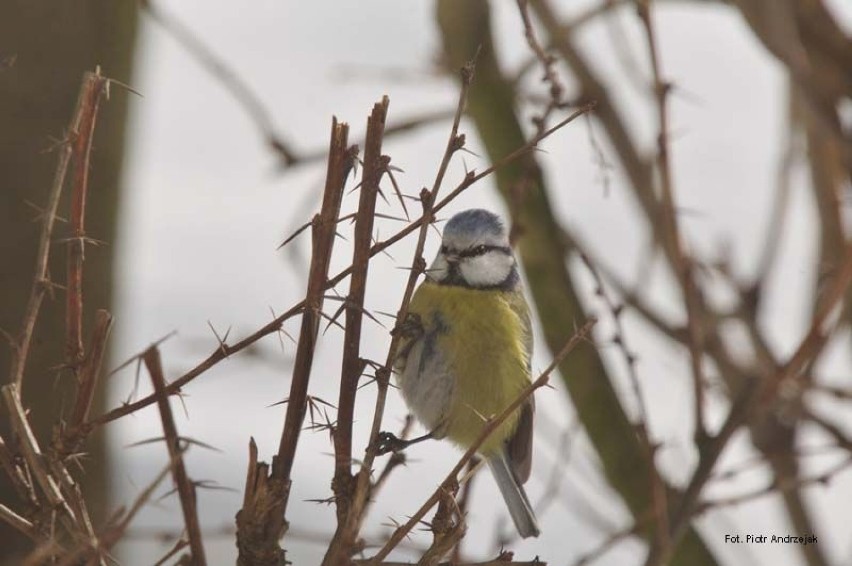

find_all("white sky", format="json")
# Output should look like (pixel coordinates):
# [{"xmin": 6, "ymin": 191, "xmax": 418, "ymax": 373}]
[{"xmin": 111, "ymin": 1, "xmax": 852, "ymax": 564}]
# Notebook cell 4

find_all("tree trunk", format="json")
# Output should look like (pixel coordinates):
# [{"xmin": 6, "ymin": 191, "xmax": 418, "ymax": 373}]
[{"xmin": 0, "ymin": 2, "xmax": 137, "ymax": 561}]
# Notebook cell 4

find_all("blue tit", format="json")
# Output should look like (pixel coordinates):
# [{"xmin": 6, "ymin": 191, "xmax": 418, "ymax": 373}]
[{"xmin": 394, "ymin": 208, "xmax": 539, "ymax": 538}]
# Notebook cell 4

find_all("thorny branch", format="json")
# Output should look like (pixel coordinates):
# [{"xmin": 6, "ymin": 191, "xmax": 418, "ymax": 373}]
[
  {"xmin": 8, "ymin": 70, "xmax": 109, "ymax": 390},
  {"xmin": 65, "ymin": 70, "xmax": 109, "ymax": 368},
  {"xmin": 516, "ymin": 0, "xmax": 566, "ymax": 133},
  {"xmin": 635, "ymin": 0, "xmax": 708, "ymax": 449},
  {"xmin": 89, "ymin": 102, "xmax": 595, "ymax": 429},
  {"xmin": 145, "ymin": 346, "xmax": 207, "ymax": 565},
  {"xmin": 324, "ymin": 98, "xmax": 389, "ymax": 566}
]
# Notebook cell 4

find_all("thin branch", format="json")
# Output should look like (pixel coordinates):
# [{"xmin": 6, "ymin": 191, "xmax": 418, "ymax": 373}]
[
  {"xmin": 0, "ymin": 503, "xmax": 39, "ymax": 542},
  {"xmin": 579, "ymin": 253, "xmax": 669, "ymax": 548},
  {"xmin": 140, "ymin": 0, "xmax": 300, "ymax": 165},
  {"xmin": 235, "ymin": 117, "xmax": 355, "ymax": 566},
  {"xmin": 695, "ymin": 456, "xmax": 852, "ymax": 514},
  {"xmin": 57, "ymin": 309, "xmax": 113, "ymax": 456},
  {"xmin": 516, "ymin": 0, "xmax": 565, "ymax": 133},
  {"xmin": 570, "ymin": 522, "xmax": 643, "ymax": 566},
  {"xmin": 65, "ymin": 69, "xmax": 109, "ymax": 366},
  {"xmin": 649, "ymin": 242, "xmax": 852, "ymax": 565},
  {"xmin": 343, "ymin": 63, "xmax": 480, "ymax": 563},
  {"xmin": 325, "ymin": 99, "xmax": 389, "ymax": 565},
  {"xmin": 2, "ymin": 384, "xmax": 77, "ymax": 522},
  {"xmin": 8, "ymin": 70, "xmax": 106, "ymax": 389},
  {"xmin": 636, "ymin": 0, "xmax": 708, "ymax": 452},
  {"xmin": 90, "ymin": 102, "xmax": 593, "ymax": 430},
  {"xmin": 144, "ymin": 346, "xmax": 207, "ymax": 565},
  {"xmin": 275, "ymin": 118, "xmax": 355, "ymax": 479}
]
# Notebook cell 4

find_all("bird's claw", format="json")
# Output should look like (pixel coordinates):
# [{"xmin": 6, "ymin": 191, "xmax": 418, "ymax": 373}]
[
  {"xmin": 375, "ymin": 431, "xmax": 407, "ymax": 456},
  {"xmin": 391, "ymin": 313, "xmax": 423, "ymax": 340}
]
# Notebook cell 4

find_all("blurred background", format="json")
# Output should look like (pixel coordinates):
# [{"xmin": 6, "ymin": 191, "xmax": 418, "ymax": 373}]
[{"xmin": 2, "ymin": 1, "xmax": 852, "ymax": 565}]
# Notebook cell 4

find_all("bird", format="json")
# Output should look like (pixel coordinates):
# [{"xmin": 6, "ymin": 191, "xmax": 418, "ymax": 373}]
[{"xmin": 392, "ymin": 208, "xmax": 540, "ymax": 538}]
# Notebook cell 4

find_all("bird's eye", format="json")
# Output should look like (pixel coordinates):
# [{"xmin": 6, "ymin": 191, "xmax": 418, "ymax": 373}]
[{"xmin": 475, "ymin": 245, "xmax": 487, "ymax": 254}]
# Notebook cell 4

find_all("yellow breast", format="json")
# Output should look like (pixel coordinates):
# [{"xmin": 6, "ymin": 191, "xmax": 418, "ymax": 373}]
[{"xmin": 407, "ymin": 281, "xmax": 531, "ymax": 454}]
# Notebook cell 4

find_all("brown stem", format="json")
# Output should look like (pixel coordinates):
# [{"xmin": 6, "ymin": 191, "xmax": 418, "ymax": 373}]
[
  {"xmin": 235, "ymin": 117, "xmax": 355, "ymax": 566},
  {"xmin": 275, "ymin": 118, "xmax": 354, "ymax": 480},
  {"xmin": 8, "ymin": 70, "xmax": 107, "ymax": 389},
  {"xmin": 89, "ymin": 104, "xmax": 592, "ymax": 430},
  {"xmin": 59, "ymin": 309, "xmax": 113, "ymax": 455},
  {"xmin": 144, "ymin": 347, "xmax": 206, "ymax": 565},
  {"xmin": 65, "ymin": 69, "xmax": 109, "ymax": 367},
  {"xmin": 325, "ymin": 98, "xmax": 389, "ymax": 565},
  {"xmin": 648, "ymin": 242, "xmax": 852, "ymax": 565}
]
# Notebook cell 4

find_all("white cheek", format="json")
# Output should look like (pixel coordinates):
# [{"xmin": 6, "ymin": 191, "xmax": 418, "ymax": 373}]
[
  {"xmin": 427, "ymin": 254, "xmax": 449, "ymax": 282},
  {"xmin": 460, "ymin": 253, "xmax": 513, "ymax": 287}
]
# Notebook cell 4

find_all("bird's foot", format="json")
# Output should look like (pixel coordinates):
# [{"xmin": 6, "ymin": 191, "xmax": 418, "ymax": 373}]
[
  {"xmin": 391, "ymin": 313, "xmax": 423, "ymax": 340},
  {"xmin": 375, "ymin": 431, "xmax": 408, "ymax": 456}
]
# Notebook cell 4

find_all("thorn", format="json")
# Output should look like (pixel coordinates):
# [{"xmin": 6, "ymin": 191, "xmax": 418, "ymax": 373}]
[{"xmin": 277, "ymin": 219, "xmax": 314, "ymax": 250}]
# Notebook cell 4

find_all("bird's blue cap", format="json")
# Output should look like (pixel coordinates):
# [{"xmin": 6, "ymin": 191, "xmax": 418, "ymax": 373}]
[{"xmin": 443, "ymin": 209, "xmax": 506, "ymax": 243}]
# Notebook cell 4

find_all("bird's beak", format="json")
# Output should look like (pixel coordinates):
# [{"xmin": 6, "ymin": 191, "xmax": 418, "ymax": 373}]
[{"xmin": 444, "ymin": 253, "xmax": 460, "ymax": 264}]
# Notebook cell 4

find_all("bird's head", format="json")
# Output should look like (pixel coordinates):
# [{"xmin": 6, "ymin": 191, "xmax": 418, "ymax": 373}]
[{"xmin": 428, "ymin": 209, "xmax": 517, "ymax": 289}]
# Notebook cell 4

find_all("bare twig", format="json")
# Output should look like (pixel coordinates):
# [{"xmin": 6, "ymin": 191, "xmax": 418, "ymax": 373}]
[
  {"xmin": 449, "ymin": 458, "xmax": 478, "ymax": 563},
  {"xmin": 144, "ymin": 346, "xmax": 206, "ymax": 565},
  {"xmin": 275, "ymin": 118, "xmax": 355, "ymax": 478},
  {"xmin": 2, "ymin": 384, "xmax": 76, "ymax": 522},
  {"xmin": 0, "ymin": 503, "xmax": 39, "ymax": 541},
  {"xmin": 649, "ymin": 242, "xmax": 852, "ymax": 565},
  {"xmin": 636, "ymin": 0, "xmax": 708, "ymax": 453},
  {"xmin": 695, "ymin": 456, "xmax": 852, "ymax": 514},
  {"xmin": 55, "ymin": 309, "xmax": 114, "ymax": 458},
  {"xmin": 65, "ymin": 69, "xmax": 109, "ymax": 367},
  {"xmin": 579, "ymin": 253, "xmax": 669, "ymax": 549},
  {"xmin": 569, "ymin": 522, "xmax": 642, "ymax": 566},
  {"xmin": 325, "ymin": 98, "xmax": 389, "ymax": 565},
  {"xmin": 355, "ymin": 59, "xmax": 476, "ymax": 515},
  {"xmin": 45, "ymin": 456, "xmax": 177, "ymax": 566},
  {"xmin": 8, "ymin": 70, "xmax": 107, "ymax": 389},
  {"xmin": 0, "ymin": 433, "xmax": 37, "ymax": 507},
  {"xmin": 90, "ymin": 102, "xmax": 593, "ymax": 432},
  {"xmin": 516, "ymin": 0, "xmax": 565, "ymax": 133},
  {"xmin": 235, "ymin": 117, "xmax": 355, "ymax": 566},
  {"xmin": 140, "ymin": 0, "xmax": 300, "ymax": 165}
]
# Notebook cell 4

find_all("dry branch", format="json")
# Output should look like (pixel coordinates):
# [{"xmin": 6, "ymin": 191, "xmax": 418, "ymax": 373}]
[
  {"xmin": 65, "ymin": 70, "xmax": 109, "ymax": 367},
  {"xmin": 140, "ymin": 0, "xmax": 300, "ymax": 165},
  {"xmin": 325, "ymin": 98, "xmax": 390, "ymax": 566},
  {"xmin": 89, "ymin": 103, "xmax": 591, "ymax": 432},
  {"xmin": 8, "ymin": 70, "xmax": 108, "ymax": 389},
  {"xmin": 236, "ymin": 116, "xmax": 355, "ymax": 566},
  {"xmin": 54, "ymin": 309, "xmax": 113, "ymax": 458},
  {"xmin": 275, "ymin": 117, "xmax": 355, "ymax": 479},
  {"xmin": 144, "ymin": 346, "xmax": 206, "ymax": 565},
  {"xmin": 648, "ymin": 243, "xmax": 852, "ymax": 565},
  {"xmin": 635, "ymin": 0, "xmax": 709, "ymax": 451}
]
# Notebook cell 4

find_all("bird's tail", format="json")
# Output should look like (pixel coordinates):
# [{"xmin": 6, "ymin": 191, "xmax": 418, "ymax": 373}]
[{"xmin": 487, "ymin": 450, "xmax": 540, "ymax": 538}]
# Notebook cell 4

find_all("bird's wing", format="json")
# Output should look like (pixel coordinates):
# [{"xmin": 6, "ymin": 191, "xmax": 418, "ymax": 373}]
[
  {"xmin": 504, "ymin": 289, "xmax": 535, "ymax": 484},
  {"xmin": 393, "ymin": 286, "xmax": 430, "ymax": 376},
  {"xmin": 506, "ymin": 394, "xmax": 534, "ymax": 483},
  {"xmin": 505, "ymin": 288, "xmax": 533, "ymax": 370},
  {"xmin": 392, "ymin": 283, "xmax": 454, "ymax": 434}
]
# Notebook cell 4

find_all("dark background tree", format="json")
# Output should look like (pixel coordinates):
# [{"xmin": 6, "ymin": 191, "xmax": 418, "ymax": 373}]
[{"xmin": 0, "ymin": 1, "xmax": 137, "ymax": 561}]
